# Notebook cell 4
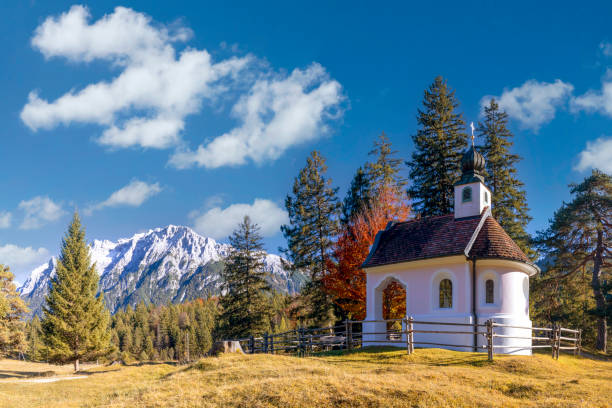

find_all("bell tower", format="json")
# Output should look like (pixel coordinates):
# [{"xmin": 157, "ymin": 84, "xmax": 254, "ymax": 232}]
[{"xmin": 454, "ymin": 145, "xmax": 491, "ymax": 219}]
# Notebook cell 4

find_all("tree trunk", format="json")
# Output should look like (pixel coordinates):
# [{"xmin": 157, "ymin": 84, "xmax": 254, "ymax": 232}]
[
  {"xmin": 74, "ymin": 359, "xmax": 80, "ymax": 372},
  {"xmin": 592, "ymin": 229, "xmax": 607, "ymax": 352}
]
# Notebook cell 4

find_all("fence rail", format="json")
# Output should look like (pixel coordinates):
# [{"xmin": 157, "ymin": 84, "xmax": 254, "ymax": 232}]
[{"xmin": 226, "ymin": 317, "xmax": 581, "ymax": 361}]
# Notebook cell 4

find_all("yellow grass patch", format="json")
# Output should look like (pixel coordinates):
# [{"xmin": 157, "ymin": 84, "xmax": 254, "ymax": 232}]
[{"xmin": 0, "ymin": 348, "xmax": 609, "ymax": 407}]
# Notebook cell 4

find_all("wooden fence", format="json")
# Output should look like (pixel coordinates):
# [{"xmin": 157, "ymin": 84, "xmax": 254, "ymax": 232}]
[{"xmin": 230, "ymin": 317, "xmax": 581, "ymax": 361}]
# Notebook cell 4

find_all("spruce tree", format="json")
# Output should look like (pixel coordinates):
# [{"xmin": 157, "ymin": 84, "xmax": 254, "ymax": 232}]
[
  {"xmin": 535, "ymin": 170, "xmax": 611, "ymax": 352},
  {"xmin": 366, "ymin": 131, "xmax": 406, "ymax": 193},
  {"xmin": 282, "ymin": 151, "xmax": 340, "ymax": 326},
  {"xmin": 478, "ymin": 99, "xmax": 534, "ymax": 258},
  {"xmin": 219, "ymin": 216, "xmax": 272, "ymax": 339},
  {"xmin": 341, "ymin": 167, "xmax": 372, "ymax": 224},
  {"xmin": 407, "ymin": 76, "xmax": 467, "ymax": 216},
  {"xmin": 41, "ymin": 212, "xmax": 111, "ymax": 371},
  {"xmin": 0, "ymin": 265, "xmax": 28, "ymax": 357}
]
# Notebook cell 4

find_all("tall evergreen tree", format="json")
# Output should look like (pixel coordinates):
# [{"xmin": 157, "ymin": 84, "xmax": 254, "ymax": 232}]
[
  {"xmin": 41, "ymin": 213, "xmax": 111, "ymax": 370},
  {"xmin": 535, "ymin": 170, "xmax": 611, "ymax": 352},
  {"xmin": 478, "ymin": 99, "xmax": 534, "ymax": 258},
  {"xmin": 407, "ymin": 76, "xmax": 467, "ymax": 216},
  {"xmin": 282, "ymin": 151, "xmax": 340, "ymax": 326},
  {"xmin": 366, "ymin": 131, "xmax": 406, "ymax": 193},
  {"xmin": 341, "ymin": 167, "xmax": 372, "ymax": 225},
  {"xmin": 219, "ymin": 216, "xmax": 272, "ymax": 338},
  {"xmin": 0, "ymin": 265, "xmax": 28, "ymax": 357}
]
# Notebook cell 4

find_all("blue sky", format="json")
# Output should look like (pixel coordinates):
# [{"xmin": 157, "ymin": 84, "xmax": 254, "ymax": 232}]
[{"xmin": 1, "ymin": 1, "xmax": 611, "ymax": 283}]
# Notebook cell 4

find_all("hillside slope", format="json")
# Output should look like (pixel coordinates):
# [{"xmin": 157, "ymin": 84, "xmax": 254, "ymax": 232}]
[
  {"xmin": 0, "ymin": 349, "xmax": 609, "ymax": 407},
  {"xmin": 18, "ymin": 225, "xmax": 306, "ymax": 315}
]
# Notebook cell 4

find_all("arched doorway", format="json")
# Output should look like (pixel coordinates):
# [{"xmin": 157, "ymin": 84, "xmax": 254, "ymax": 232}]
[
  {"xmin": 368, "ymin": 277, "xmax": 407, "ymax": 345},
  {"xmin": 382, "ymin": 280, "xmax": 406, "ymax": 339}
]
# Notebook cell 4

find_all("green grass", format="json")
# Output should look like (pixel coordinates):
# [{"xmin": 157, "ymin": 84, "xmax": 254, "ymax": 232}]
[{"xmin": 0, "ymin": 348, "xmax": 609, "ymax": 407}]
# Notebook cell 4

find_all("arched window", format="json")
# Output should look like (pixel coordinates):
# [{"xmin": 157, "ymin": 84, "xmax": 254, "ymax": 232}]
[
  {"xmin": 485, "ymin": 279, "xmax": 494, "ymax": 304},
  {"xmin": 462, "ymin": 186, "xmax": 472, "ymax": 203},
  {"xmin": 439, "ymin": 279, "xmax": 452, "ymax": 308}
]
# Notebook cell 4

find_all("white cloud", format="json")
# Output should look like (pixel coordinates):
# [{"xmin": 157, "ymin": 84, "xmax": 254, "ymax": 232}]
[
  {"xmin": 0, "ymin": 244, "xmax": 50, "ymax": 269},
  {"xmin": 21, "ymin": 6, "xmax": 343, "ymax": 165},
  {"xmin": 600, "ymin": 41, "xmax": 612, "ymax": 57},
  {"xmin": 86, "ymin": 180, "xmax": 162, "ymax": 214},
  {"xmin": 0, "ymin": 212, "xmax": 11, "ymax": 228},
  {"xmin": 481, "ymin": 79, "xmax": 574, "ymax": 131},
  {"xmin": 21, "ymin": 5, "xmax": 250, "ymax": 149},
  {"xmin": 191, "ymin": 199, "xmax": 288, "ymax": 239},
  {"xmin": 570, "ymin": 81, "xmax": 612, "ymax": 117},
  {"xmin": 18, "ymin": 196, "xmax": 65, "ymax": 230},
  {"xmin": 574, "ymin": 137, "xmax": 612, "ymax": 173},
  {"xmin": 169, "ymin": 64, "xmax": 343, "ymax": 168}
]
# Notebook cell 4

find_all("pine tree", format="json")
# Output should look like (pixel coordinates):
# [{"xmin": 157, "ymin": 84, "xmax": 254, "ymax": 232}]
[
  {"xmin": 219, "ymin": 216, "xmax": 272, "ymax": 338},
  {"xmin": 26, "ymin": 316, "xmax": 45, "ymax": 361},
  {"xmin": 0, "ymin": 265, "xmax": 28, "ymax": 357},
  {"xmin": 366, "ymin": 132, "xmax": 406, "ymax": 193},
  {"xmin": 535, "ymin": 170, "xmax": 611, "ymax": 352},
  {"xmin": 41, "ymin": 212, "xmax": 111, "ymax": 371},
  {"xmin": 282, "ymin": 151, "xmax": 340, "ymax": 326},
  {"xmin": 478, "ymin": 99, "xmax": 534, "ymax": 258},
  {"xmin": 341, "ymin": 167, "xmax": 372, "ymax": 224},
  {"xmin": 407, "ymin": 76, "xmax": 467, "ymax": 216}
]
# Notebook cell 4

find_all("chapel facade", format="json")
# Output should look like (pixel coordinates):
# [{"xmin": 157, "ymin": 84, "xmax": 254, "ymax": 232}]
[{"xmin": 362, "ymin": 146, "xmax": 538, "ymax": 354}]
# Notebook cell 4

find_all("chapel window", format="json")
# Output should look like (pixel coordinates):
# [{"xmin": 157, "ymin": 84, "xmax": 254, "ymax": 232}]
[
  {"xmin": 462, "ymin": 187, "xmax": 472, "ymax": 203},
  {"xmin": 485, "ymin": 279, "xmax": 494, "ymax": 304},
  {"xmin": 439, "ymin": 279, "xmax": 452, "ymax": 308}
]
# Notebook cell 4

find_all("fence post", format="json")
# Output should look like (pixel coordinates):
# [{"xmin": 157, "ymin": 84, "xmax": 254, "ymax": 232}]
[
  {"xmin": 308, "ymin": 334, "xmax": 313, "ymax": 355},
  {"xmin": 249, "ymin": 335, "xmax": 255, "ymax": 354},
  {"xmin": 348, "ymin": 321, "xmax": 353, "ymax": 351},
  {"xmin": 270, "ymin": 333, "xmax": 274, "ymax": 354},
  {"xmin": 408, "ymin": 316, "xmax": 414, "ymax": 354},
  {"xmin": 298, "ymin": 328, "xmax": 304, "ymax": 357},
  {"xmin": 556, "ymin": 326, "xmax": 561, "ymax": 360},
  {"xmin": 263, "ymin": 332, "xmax": 269, "ymax": 354},
  {"xmin": 577, "ymin": 329, "xmax": 582, "ymax": 357},
  {"xmin": 403, "ymin": 317, "xmax": 410, "ymax": 354},
  {"xmin": 486, "ymin": 319, "xmax": 493, "ymax": 361},
  {"xmin": 551, "ymin": 324, "xmax": 558, "ymax": 360},
  {"xmin": 344, "ymin": 320, "xmax": 349, "ymax": 350}
]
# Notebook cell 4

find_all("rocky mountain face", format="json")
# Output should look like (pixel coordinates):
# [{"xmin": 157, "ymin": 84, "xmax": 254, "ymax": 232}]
[{"xmin": 18, "ymin": 225, "xmax": 305, "ymax": 316}]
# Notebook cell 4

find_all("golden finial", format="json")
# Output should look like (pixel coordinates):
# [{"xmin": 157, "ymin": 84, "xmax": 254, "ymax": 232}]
[{"xmin": 470, "ymin": 122, "xmax": 475, "ymax": 147}]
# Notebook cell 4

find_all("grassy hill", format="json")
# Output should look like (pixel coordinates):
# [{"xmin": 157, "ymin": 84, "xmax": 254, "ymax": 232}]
[{"xmin": 0, "ymin": 348, "xmax": 609, "ymax": 407}]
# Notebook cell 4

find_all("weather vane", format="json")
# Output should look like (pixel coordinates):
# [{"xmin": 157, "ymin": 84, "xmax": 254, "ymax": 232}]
[{"xmin": 470, "ymin": 122, "xmax": 475, "ymax": 147}]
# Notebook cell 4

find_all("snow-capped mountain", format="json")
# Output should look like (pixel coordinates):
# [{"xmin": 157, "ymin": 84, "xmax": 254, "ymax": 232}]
[{"xmin": 18, "ymin": 225, "xmax": 306, "ymax": 316}]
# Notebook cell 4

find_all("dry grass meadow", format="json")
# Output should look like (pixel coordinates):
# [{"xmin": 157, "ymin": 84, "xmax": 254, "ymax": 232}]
[{"xmin": 0, "ymin": 347, "xmax": 609, "ymax": 407}]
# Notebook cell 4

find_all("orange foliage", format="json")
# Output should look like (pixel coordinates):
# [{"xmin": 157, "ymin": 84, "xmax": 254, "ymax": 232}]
[{"xmin": 323, "ymin": 186, "xmax": 410, "ymax": 319}]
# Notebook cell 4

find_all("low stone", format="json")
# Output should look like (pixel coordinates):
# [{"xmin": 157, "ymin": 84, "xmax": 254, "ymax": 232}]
[{"xmin": 208, "ymin": 341, "xmax": 245, "ymax": 356}]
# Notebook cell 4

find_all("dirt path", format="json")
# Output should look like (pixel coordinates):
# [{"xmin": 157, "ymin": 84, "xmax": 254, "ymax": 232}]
[{"xmin": 0, "ymin": 375, "xmax": 88, "ymax": 383}]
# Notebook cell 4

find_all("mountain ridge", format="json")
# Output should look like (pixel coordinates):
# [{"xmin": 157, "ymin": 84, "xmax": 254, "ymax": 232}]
[{"xmin": 18, "ymin": 225, "xmax": 305, "ymax": 316}]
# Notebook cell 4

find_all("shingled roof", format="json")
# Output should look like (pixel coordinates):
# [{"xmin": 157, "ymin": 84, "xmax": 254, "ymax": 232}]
[{"xmin": 362, "ymin": 209, "xmax": 530, "ymax": 268}]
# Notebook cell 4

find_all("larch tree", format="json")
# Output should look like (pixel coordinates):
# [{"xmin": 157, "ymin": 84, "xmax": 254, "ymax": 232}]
[
  {"xmin": 324, "ymin": 186, "xmax": 410, "ymax": 319},
  {"xmin": 535, "ymin": 170, "xmax": 611, "ymax": 352},
  {"xmin": 407, "ymin": 76, "xmax": 467, "ymax": 217},
  {"xmin": 219, "ymin": 216, "xmax": 272, "ymax": 339},
  {"xmin": 41, "ymin": 212, "xmax": 111, "ymax": 371},
  {"xmin": 366, "ymin": 131, "xmax": 406, "ymax": 193},
  {"xmin": 0, "ymin": 264, "xmax": 29, "ymax": 357},
  {"xmin": 282, "ymin": 151, "xmax": 340, "ymax": 326},
  {"xmin": 478, "ymin": 99, "xmax": 534, "ymax": 258}
]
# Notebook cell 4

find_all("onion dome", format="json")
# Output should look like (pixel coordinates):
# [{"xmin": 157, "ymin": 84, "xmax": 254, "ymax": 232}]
[{"xmin": 456, "ymin": 146, "xmax": 485, "ymax": 185}]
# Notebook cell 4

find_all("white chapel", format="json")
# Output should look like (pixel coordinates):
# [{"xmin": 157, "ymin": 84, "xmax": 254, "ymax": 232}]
[{"xmin": 362, "ymin": 145, "xmax": 538, "ymax": 354}]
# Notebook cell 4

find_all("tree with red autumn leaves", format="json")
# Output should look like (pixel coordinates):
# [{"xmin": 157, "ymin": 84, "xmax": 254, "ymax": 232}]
[{"xmin": 323, "ymin": 186, "xmax": 410, "ymax": 319}]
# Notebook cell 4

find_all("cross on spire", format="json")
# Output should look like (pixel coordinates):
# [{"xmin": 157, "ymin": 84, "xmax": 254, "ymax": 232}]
[{"xmin": 469, "ymin": 122, "xmax": 475, "ymax": 147}]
